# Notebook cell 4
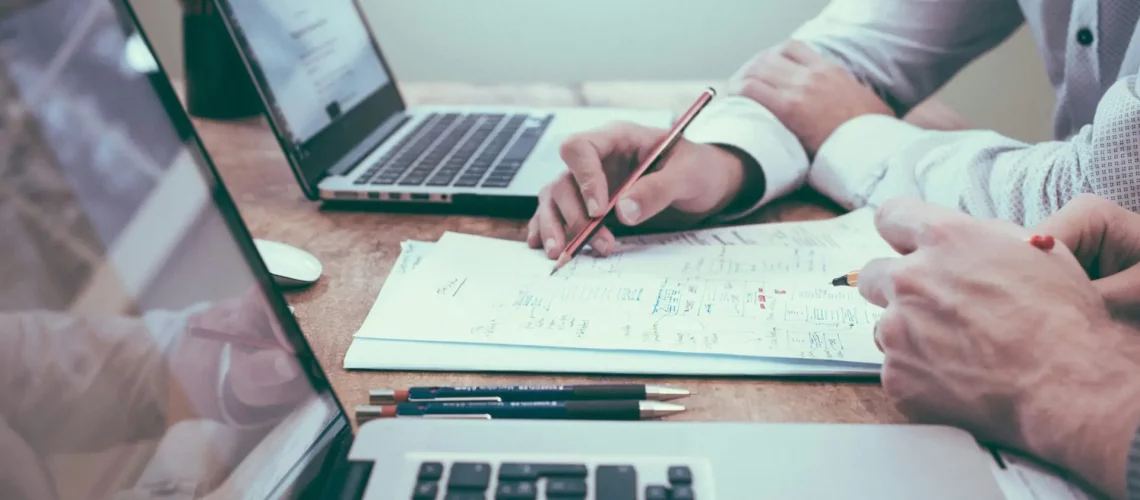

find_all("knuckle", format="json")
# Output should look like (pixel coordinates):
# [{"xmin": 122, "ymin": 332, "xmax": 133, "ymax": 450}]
[
  {"xmin": 916, "ymin": 218, "xmax": 965, "ymax": 247},
  {"xmin": 886, "ymin": 261, "xmax": 928, "ymax": 297}
]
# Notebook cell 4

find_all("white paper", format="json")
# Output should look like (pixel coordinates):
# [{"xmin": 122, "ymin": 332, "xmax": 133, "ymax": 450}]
[
  {"xmin": 363, "ymin": 212, "xmax": 894, "ymax": 365},
  {"xmin": 348, "ymin": 239, "xmax": 881, "ymax": 376}
]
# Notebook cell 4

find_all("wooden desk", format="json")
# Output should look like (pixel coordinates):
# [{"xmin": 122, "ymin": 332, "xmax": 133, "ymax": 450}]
[{"xmin": 190, "ymin": 81, "xmax": 904, "ymax": 426}]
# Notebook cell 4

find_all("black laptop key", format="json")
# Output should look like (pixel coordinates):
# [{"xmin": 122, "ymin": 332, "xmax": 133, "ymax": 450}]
[
  {"xmin": 371, "ymin": 177, "xmax": 397, "ymax": 185},
  {"xmin": 594, "ymin": 465, "xmax": 636, "ymax": 500},
  {"xmin": 494, "ymin": 481, "xmax": 537, "ymax": 500},
  {"xmin": 545, "ymin": 478, "xmax": 587, "ymax": 497},
  {"xmin": 448, "ymin": 462, "xmax": 491, "ymax": 490},
  {"xmin": 399, "ymin": 176, "xmax": 428, "ymax": 186},
  {"xmin": 412, "ymin": 481, "xmax": 439, "ymax": 499},
  {"xmin": 453, "ymin": 177, "xmax": 481, "ymax": 187},
  {"xmin": 644, "ymin": 485, "xmax": 669, "ymax": 500},
  {"xmin": 671, "ymin": 485, "xmax": 696, "ymax": 500},
  {"xmin": 498, "ymin": 463, "xmax": 587, "ymax": 481},
  {"xmin": 667, "ymin": 465, "xmax": 692, "ymax": 484},
  {"xmin": 500, "ymin": 135, "xmax": 541, "ymax": 162},
  {"xmin": 418, "ymin": 462, "xmax": 444, "ymax": 481},
  {"xmin": 443, "ymin": 492, "xmax": 484, "ymax": 500}
]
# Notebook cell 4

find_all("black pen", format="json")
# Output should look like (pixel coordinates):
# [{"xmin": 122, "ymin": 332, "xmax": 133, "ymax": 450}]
[
  {"xmin": 355, "ymin": 400, "xmax": 685, "ymax": 422},
  {"xmin": 369, "ymin": 384, "xmax": 690, "ymax": 404}
]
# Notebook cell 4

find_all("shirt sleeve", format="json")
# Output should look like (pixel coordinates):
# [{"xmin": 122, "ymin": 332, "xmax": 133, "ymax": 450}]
[
  {"xmin": 791, "ymin": 0, "xmax": 1025, "ymax": 116},
  {"xmin": 681, "ymin": 0, "xmax": 1025, "ymax": 221},
  {"xmin": 810, "ymin": 75, "xmax": 1140, "ymax": 226}
]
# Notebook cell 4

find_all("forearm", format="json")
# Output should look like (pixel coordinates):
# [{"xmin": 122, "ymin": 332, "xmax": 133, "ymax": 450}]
[
  {"xmin": 811, "ymin": 76, "xmax": 1140, "ymax": 226},
  {"xmin": 788, "ymin": 0, "xmax": 1024, "ymax": 115},
  {"xmin": 0, "ymin": 309, "xmax": 191, "ymax": 453}
]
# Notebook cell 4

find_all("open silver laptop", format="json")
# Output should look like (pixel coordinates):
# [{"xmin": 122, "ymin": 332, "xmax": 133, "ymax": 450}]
[{"xmin": 212, "ymin": 0, "xmax": 672, "ymax": 210}]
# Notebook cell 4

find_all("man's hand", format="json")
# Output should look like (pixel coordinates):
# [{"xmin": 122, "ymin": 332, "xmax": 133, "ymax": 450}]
[
  {"xmin": 528, "ymin": 122, "xmax": 760, "ymax": 258},
  {"xmin": 1034, "ymin": 194, "xmax": 1140, "ymax": 327},
  {"xmin": 857, "ymin": 197, "xmax": 1140, "ymax": 499},
  {"xmin": 730, "ymin": 40, "xmax": 893, "ymax": 157},
  {"xmin": 173, "ymin": 288, "xmax": 309, "ymax": 425}
]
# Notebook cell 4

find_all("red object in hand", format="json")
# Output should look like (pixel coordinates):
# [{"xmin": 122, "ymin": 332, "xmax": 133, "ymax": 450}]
[{"xmin": 1028, "ymin": 234, "xmax": 1055, "ymax": 251}]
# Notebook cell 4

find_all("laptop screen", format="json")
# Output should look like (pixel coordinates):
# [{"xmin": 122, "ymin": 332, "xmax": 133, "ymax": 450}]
[
  {"xmin": 216, "ymin": 0, "xmax": 405, "ymax": 197},
  {"xmin": 0, "ymin": 0, "xmax": 347, "ymax": 498}
]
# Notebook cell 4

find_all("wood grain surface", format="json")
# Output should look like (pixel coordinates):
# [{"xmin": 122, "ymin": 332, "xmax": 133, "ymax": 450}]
[{"xmin": 189, "ymin": 82, "xmax": 904, "ymax": 427}]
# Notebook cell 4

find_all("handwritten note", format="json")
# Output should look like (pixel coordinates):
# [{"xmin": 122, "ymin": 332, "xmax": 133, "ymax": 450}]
[
  {"xmin": 362, "ymin": 224, "xmax": 894, "ymax": 364},
  {"xmin": 353, "ymin": 240, "xmax": 434, "ymax": 338}
]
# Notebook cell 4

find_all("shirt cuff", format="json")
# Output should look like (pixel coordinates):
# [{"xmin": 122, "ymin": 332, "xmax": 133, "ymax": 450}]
[
  {"xmin": 809, "ymin": 114, "xmax": 926, "ymax": 210},
  {"xmin": 682, "ymin": 95, "xmax": 809, "ymax": 221}
]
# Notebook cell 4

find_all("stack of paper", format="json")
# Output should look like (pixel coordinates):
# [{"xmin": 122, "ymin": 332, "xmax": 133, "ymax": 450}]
[{"xmin": 344, "ymin": 209, "xmax": 898, "ymax": 376}]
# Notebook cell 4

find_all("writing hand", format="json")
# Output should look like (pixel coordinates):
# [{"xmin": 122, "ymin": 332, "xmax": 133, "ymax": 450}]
[
  {"xmin": 1033, "ymin": 194, "xmax": 1140, "ymax": 327},
  {"xmin": 528, "ymin": 122, "xmax": 757, "ymax": 259},
  {"xmin": 857, "ymin": 197, "xmax": 1140, "ymax": 500},
  {"xmin": 175, "ymin": 288, "xmax": 308, "ymax": 424},
  {"xmin": 730, "ymin": 40, "xmax": 892, "ymax": 157}
]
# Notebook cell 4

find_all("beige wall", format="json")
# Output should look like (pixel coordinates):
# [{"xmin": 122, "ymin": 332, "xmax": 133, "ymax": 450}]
[{"xmin": 130, "ymin": 0, "xmax": 1056, "ymax": 142}]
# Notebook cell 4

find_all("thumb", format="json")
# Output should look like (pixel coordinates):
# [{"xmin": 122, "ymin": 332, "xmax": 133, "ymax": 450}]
[
  {"xmin": 613, "ymin": 169, "xmax": 686, "ymax": 226},
  {"xmin": 1093, "ymin": 264, "xmax": 1140, "ymax": 325},
  {"xmin": 228, "ymin": 350, "xmax": 303, "ymax": 407}
]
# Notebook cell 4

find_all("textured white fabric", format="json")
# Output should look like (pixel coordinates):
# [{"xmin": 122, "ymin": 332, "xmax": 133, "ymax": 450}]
[{"xmin": 683, "ymin": 0, "xmax": 1140, "ymax": 227}]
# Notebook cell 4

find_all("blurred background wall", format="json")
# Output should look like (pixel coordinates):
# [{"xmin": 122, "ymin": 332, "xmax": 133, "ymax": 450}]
[{"xmin": 130, "ymin": 0, "xmax": 1056, "ymax": 142}]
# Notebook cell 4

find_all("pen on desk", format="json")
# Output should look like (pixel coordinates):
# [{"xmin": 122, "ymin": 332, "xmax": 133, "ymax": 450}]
[
  {"xmin": 368, "ymin": 384, "xmax": 690, "ymax": 404},
  {"xmin": 354, "ymin": 400, "xmax": 685, "ymax": 423},
  {"xmin": 829, "ymin": 234, "xmax": 1057, "ymax": 287},
  {"xmin": 550, "ymin": 87, "xmax": 718, "ymax": 276}
]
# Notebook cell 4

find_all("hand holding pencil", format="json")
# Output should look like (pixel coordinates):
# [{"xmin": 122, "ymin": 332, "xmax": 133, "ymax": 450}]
[{"xmin": 527, "ymin": 88, "xmax": 762, "ymax": 264}]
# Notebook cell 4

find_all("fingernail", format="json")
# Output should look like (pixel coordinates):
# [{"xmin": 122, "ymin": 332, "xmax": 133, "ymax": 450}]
[
  {"xmin": 618, "ymin": 198, "xmax": 640, "ymax": 224},
  {"xmin": 592, "ymin": 238, "xmax": 611, "ymax": 254},
  {"xmin": 586, "ymin": 198, "xmax": 600, "ymax": 217},
  {"xmin": 544, "ymin": 238, "xmax": 556, "ymax": 251}
]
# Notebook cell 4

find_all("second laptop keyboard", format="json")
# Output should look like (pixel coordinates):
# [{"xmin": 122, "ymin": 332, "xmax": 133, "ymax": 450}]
[{"xmin": 353, "ymin": 112, "xmax": 551, "ymax": 189}]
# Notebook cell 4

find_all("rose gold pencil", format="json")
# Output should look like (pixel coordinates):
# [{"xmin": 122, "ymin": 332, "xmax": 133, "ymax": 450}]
[{"xmin": 550, "ymin": 87, "xmax": 718, "ymax": 275}]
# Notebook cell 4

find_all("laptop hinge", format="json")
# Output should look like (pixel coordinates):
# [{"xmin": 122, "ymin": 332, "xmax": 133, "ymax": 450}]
[
  {"xmin": 327, "ymin": 112, "xmax": 411, "ymax": 177},
  {"xmin": 337, "ymin": 460, "xmax": 375, "ymax": 500}
]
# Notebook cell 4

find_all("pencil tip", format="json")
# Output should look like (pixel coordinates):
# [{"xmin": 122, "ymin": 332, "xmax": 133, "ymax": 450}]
[
  {"xmin": 549, "ymin": 255, "xmax": 569, "ymax": 276},
  {"xmin": 831, "ymin": 276, "xmax": 847, "ymax": 286}
]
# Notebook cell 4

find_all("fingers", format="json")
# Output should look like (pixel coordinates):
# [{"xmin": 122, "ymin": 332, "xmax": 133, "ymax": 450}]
[
  {"xmin": 612, "ymin": 169, "xmax": 690, "ymax": 226},
  {"xmin": 535, "ymin": 185, "xmax": 569, "ymax": 258},
  {"xmin": 560, "ymin": 122, "xmax": 658, "ymax": 218},
  {"xmin": 526, "ymin": 216, "xmax": 540, "ymax": 248},
  {"xmin": 781, "ymin": 39, "xmax": 826, "ymax": 66},
  {"xmin": 873, "ymin": 197, "xmax": 969, "ymax": 255},
  {"xmin": 534, "ymin": 178, "xmax": 619, "ymax": 258},
  {"xmin": 229, "ymin": 349, "xmax": 304, "ymax": 407},
  {"xmin": 1093, "ymin": 264, "xmax": 1140, "ymax": 321},
  {"xmin": 1033, "ymin": 194, "xmax": 1140, "ymax": 276},
  {"xmin": 857, "ymin": 257, "xmax": 899, "ymax": 308}
]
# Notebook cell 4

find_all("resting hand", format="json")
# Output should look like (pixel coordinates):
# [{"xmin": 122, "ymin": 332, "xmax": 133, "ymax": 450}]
[
  {"xmin": 858, "ymin": 197, "xmax": 1140, "ymax": 499},
  {"xmin": 528, "ymin": 122, "xmax": 758, "ymax": 258},
  {"xmin": 1033, "ymin": 194, "xmax": 1140, "ymax": 327},
  {"xmin": 731, "ymin": 40, "xmax": 892, "ymax": 157}
]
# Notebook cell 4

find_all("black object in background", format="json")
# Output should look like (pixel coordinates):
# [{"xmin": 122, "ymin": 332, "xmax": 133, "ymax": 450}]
[{"xmin": 181, "ymin": 0, "xmax": 260, "ymax": 119}]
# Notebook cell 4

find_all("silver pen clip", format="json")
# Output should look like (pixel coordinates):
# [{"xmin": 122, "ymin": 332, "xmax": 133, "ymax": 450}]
[
  {"xmin": 407, "ymin": 396, "xmax": 503, "ymax": 403},
  {"xmin": 411, "ymin": 414, "xmax": 493, "ymax": 420}
]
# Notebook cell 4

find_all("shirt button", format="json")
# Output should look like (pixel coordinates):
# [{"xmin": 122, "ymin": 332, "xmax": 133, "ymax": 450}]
[{"xmin": 1076, "ymin": 28, "xmax": 1094, "ymax": 46}]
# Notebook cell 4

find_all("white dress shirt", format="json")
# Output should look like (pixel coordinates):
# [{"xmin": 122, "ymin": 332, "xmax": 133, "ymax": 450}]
[{"xmin": 683, "ymin": 0, "xmax": 1140, "ymax": 227}]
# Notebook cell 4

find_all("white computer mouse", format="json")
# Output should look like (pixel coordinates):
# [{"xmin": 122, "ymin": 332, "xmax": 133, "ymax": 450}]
[{"xmin": 253, "ymin": 239, "xmax": 323, "ymax": 288}]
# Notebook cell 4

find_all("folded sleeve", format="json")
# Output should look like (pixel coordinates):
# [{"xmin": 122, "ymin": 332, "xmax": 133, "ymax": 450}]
[
  {"xmin": 808, "ymin": 76, "xmax": 1140, "ymax": 226},
  {"xmin": 683, "ymin": 95, "xmax": 810, "ymax": 221}
]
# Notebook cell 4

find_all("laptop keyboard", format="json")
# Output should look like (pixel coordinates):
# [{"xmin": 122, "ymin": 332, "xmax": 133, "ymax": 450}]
[
  {"xmin": 409, "ymin": 460, "xmax": 700, "ymax": 499},
  {"xmin": 353, "ymin": 112, "xmax": 551, "ymax": 190}
]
